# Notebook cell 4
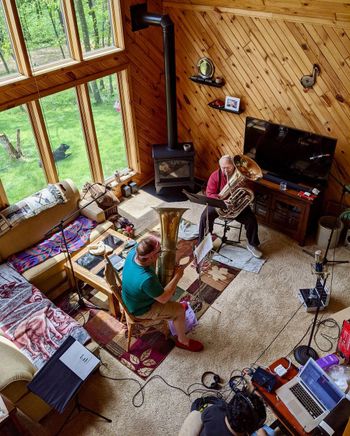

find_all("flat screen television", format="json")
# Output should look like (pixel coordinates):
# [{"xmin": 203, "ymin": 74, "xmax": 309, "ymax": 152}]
[{"xmin": 243, "ymin": 117, "xmax": 337, "ymax": 188}]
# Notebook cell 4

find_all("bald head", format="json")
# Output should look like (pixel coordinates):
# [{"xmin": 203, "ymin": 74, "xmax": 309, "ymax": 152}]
[{"xmin": 219, "ymin": 155, "xmax": 235, "ymax": 178}]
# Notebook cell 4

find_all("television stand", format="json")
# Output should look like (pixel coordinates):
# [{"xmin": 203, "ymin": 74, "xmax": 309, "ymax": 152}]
[
  {"xmin": 251, "ymin": 178, "xmax": 322, "ymax": 246},
  {"xmin": 262, "ymin": 173, "xmax": 309, "ymax": 192}
]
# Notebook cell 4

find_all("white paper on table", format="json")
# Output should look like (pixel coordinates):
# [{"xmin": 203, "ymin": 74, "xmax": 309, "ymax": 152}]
[
  {"xmin": 194, "ymin": 233, "xmax": 213, "ymax": 263},
  {"xmin": 0, "ymin": 396, "xmax": 9, "ymax": 423},
  {"xmin": 59, "ymin": 340, "xmax": 100, "ymax": 381}
]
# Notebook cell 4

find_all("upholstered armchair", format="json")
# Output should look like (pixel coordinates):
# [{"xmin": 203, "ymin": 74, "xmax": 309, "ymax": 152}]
[{"xmin": 0, "ymin": 335, "xmax": 52, "ymax": 422}]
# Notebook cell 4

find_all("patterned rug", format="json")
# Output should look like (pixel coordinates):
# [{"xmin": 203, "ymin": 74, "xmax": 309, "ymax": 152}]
[{"xmin": 59, "ymin": 227, "xmax": 241, "ymax": 379}]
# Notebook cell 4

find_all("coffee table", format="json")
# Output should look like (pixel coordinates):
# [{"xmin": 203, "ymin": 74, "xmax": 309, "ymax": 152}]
[{"xmin": 66, "ymin": 228, "xmax": 132, "ymax": 316}]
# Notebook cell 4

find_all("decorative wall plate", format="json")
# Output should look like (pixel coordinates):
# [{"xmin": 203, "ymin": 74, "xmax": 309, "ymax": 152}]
[{"xmin": 197, "ymin": 57, "xmax": 215, "ymax": 79}]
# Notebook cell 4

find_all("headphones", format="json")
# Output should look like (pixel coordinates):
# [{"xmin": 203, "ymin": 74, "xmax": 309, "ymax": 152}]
[
  {"xmin": 228, "ymin": 375, "xmax": 265, "ymax": 432},
  {"xmin": 201, "ymin": 371, "xmax": 223, "ymax": 390}
]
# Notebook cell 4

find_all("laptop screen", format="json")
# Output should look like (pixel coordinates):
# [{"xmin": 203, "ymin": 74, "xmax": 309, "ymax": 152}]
[{"xmin": 300, "ymin": 359, "xmax": 344, "ymax": 411}]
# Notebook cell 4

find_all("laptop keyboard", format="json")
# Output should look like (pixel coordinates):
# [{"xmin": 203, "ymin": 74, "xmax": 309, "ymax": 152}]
[{"xmin": 290, "ymin": 383, "xmax": 324, "ymax": 418}]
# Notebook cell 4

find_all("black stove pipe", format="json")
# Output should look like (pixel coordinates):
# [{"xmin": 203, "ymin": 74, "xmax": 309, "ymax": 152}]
[{"xmin": 134, "ymin": 12, "xmax": 178, "ymax": 150}]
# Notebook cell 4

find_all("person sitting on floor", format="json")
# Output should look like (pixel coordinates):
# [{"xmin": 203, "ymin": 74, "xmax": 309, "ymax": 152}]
[
  {"xmin": 121, "ymin": 235, "xmax": 203, "ymax": 352},
  {"xmin": 179, "ymin": 390, "xmax": 274, "ymax": 436},
  {"xmin": 198, "ymin": 155, "xmax": 262, "ymax": 259}
]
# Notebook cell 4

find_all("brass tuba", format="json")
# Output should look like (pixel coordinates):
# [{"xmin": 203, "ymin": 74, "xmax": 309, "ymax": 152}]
[
  {"xmin": 153, "ymin": 207, "xmax": 188, "ymax": 286},
  {"xmin": 216, "ymin": 155, "xmax": 262, "ymax": 220}
]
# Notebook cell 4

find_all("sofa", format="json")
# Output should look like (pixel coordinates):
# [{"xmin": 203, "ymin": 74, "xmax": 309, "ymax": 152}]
[
  {"xmin": 0, "ymin": 263, "xmax": 99, "ymax": 422},
  {"xmin": 0, "ymin": 179, "xmax": 112, "ymax": 299}
]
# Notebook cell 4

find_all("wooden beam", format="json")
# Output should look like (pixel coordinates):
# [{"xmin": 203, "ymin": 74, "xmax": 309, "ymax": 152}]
[
  {"xmin": 26, "ymin": 101, "xmax": 58, "ymax": 184},
  {"xmin": 0, "ymin": 178, "xmax": 9, "ymax": 209},
  {"xmin": 110, "ymin": 0, "xmax": 125, "ymax": 49},
  {"xmin": 118, "ymin": 68, "xmax": 140, "ymax": 173},
  {"xmin": 75, "ymin": 84, "xmax": 103, "ymax": 182},
  {"xmin": 2, "ymin": 0, "xmax": 32, "ymax": 76},
  {"xmin": 61, "ymin": 0, "xmax": 83, "ymax": 61}
]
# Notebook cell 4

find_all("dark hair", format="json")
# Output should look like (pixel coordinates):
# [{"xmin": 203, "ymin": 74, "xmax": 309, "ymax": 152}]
[
  {"xmin": 136, "ymin": 236, "xmax": 159, "ymax": 258},
  {"xmin": 226, "ymin": 392, "xmax": 266, "ymax": 434}
]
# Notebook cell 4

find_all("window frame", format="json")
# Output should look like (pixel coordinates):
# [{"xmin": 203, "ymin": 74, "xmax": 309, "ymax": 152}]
[{"xmin": 0, "ymin": 0, "xmax": 136, "ymax": 207}]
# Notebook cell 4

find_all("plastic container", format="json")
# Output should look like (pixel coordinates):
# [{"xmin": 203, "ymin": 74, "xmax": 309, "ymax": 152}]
[{"xmin": 316, "ymin": 216, "xmax": 343, "ymax": 249}]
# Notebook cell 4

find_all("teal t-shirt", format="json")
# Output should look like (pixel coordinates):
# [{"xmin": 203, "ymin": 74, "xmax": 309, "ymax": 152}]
[{"xmin": 122, "ymin": 246, "xmax": 164, "ymax": 316}]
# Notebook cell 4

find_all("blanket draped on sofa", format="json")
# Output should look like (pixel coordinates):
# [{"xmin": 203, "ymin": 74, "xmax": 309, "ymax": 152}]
[
  {"xmin": 7, "ymin": 216, "xmax": 97, "ymax": 274},
  {"xmin": 0, "ymin": 264, "xmax": 90, "ymax": 369}
]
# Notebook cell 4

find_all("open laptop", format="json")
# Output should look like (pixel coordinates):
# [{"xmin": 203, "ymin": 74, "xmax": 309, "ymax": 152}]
[{"xmin": 276, "ymin": 358, "xmax": 345, "ymax": 432}]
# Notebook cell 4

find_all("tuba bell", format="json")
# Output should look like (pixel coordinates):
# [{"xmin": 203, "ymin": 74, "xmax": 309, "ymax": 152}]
[
  {"xmin": 216, "ymin": 155, "xmax": 262, "ymax": 220},
  {"xmin": 153, "ymin": 207, "xmax": 188, "ymax": 287}
]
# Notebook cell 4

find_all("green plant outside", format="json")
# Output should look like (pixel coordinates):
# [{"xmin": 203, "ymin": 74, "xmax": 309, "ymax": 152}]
[{"xmin": 0, "ymin": 88, "xmax": 127, "ymax": 204}]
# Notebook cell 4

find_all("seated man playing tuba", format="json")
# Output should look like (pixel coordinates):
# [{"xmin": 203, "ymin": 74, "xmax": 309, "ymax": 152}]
[{"xmin": 198, "ymin": 155, "xmax": 263, "ymax": 258}]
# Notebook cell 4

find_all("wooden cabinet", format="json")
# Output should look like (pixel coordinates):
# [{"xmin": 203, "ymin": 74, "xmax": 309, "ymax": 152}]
[{"xmin": 251, "ymin": 179, "xmax": 321, "ymax": 246}]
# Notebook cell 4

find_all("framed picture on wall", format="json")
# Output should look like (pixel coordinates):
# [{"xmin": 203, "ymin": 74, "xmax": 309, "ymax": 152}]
[{"xmin": 224, "ymin": 96, "xmax": 240, "ymax": 113}]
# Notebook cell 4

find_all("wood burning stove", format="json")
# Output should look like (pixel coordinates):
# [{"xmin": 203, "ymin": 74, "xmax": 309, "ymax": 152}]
[{"xmin": 131, "ymin": 4, "xmax": 195, "ymax": 194}]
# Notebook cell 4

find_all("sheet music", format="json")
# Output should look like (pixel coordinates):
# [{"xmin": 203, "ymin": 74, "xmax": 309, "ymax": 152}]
[
  {"xmin": 194, "ymin": 233, "xmax": 213, "ymax": 263},
  {"xmin": 59, "ymin": 340, "xmax": 100, "ymax": 380}
]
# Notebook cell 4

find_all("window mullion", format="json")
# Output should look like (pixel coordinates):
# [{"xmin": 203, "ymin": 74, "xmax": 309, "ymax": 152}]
[
  {"xmin": 75, "ymin": 83, "xmax": 103, "ymax": 182},
  {"xmin": 2, "ymin": 0, "xmax": 32, "ymax": 77},
  {"xmin": 118, "ymin": 68, "xmax": 140, "ymax": 173},
  {"xmin": 26, "ymin": 101, "xmax": 58, "ymax": 183},
  {"xmin": 61, "ymin": 0, "xmax": 83, "ymax": 61},
  {"xmin": 0, "ymin": 179, "xmax": 9, "ymax": 209},
  {"xmin": 110, "ymin": 0, "xmax": 124, "ymax": 49}
]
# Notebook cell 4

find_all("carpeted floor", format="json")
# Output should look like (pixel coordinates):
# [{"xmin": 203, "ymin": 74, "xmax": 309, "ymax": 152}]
[{"xmin": 20, "ymin": 189, "xmax": 350, "ymax": 436}]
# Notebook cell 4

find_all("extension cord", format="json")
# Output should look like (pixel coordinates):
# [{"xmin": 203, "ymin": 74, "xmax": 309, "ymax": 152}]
[{"xmin": 274, "ymin": 364, "xmax": 288, "ymax": 377}]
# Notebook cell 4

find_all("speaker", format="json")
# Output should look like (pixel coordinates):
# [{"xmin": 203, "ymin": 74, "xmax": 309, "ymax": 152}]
[
  {"xmin": 128, "ymin": 181, "xmax": 139, "ymax": 193},
  {"xmin": 201, "ymin": 371, "xmax": 223, "ymax": 390}
]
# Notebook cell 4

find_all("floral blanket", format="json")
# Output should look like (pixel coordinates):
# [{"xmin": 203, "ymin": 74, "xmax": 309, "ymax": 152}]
[
  {"xmin": 7, "ymin": 216, "xmax": 97, "ymax": 274},
  {"xmin": 0, "ymin": 264, "xmax": 90, "ymax": 369}
]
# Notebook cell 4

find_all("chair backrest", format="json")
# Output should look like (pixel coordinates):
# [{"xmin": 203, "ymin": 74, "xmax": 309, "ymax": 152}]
[{"xmin": 103, "ymin": 255, "xmax": 137, "ymax": 322}]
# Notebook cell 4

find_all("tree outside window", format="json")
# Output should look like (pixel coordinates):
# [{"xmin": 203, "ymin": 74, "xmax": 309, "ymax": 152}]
[
  {"xmin": 40, "ymin": 89, "xmax": 91, "ymax": 188},
  {"xmin": 16, "ymin": 0, "xmax": 70, "ymax": 70},
  {"xmin": 0, "ymin": 3, "xmax": 18, "ymax": 79},
  {"xmin": 74, "ymin": 0, "xmax": 113, "ymax": 56},
  {"xmin": 0, "ymin": 106, "xmax": 46, "ymax": 203}
]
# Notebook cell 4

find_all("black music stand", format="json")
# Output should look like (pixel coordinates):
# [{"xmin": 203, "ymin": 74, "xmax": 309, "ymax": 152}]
[
  {"xmin": 182, "ymin": 190, "xmax": 226, "ymax": 209},
  {"xmin": 28, "ymin": 336, "xmax": 111, "ymax": 435},
  {"xmin": 46, "ymin": 188, "xmax": 110, "ymax": 313}
]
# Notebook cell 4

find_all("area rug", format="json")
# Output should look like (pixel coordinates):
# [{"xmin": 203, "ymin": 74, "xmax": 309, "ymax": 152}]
[
  {"xmin": 63, "ymin": 227, "xmax": 241, "ymax": 379},
  {"xmin": 213, "ymin": 245, "xmax": 266, "ymax": 273}
]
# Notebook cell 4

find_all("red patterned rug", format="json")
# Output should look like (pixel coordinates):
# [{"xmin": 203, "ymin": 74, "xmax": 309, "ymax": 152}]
[{"xmin": 59, "ymin": 229, "xmax": 240, "ymax": 379}]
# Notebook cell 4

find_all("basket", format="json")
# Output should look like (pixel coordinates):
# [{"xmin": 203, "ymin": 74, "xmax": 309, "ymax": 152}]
[{"xmin": 104, "ymin": 204, "xmax": 119, "ymax": 219}]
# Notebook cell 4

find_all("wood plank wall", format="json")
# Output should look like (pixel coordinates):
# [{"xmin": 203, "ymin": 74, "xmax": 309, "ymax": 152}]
[{"xmin": 163, "ymin": 0, "xmax": 350, "ymax": 207}]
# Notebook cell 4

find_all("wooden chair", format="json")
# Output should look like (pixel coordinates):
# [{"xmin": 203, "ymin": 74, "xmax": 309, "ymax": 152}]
[{"xmin": 103, "ymin": 256, "xmax": 168, "ymax": 351}]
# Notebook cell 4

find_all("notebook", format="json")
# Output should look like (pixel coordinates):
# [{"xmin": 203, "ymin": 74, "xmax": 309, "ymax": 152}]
[{"xmin": 276, "ymin": 358, "xmax": 345, "ymax": 432}]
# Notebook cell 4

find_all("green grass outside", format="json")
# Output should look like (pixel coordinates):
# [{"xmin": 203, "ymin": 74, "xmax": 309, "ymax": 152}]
[{"xmin": 0, "ymin": 90, "xmax": 127, "ymax": 204}]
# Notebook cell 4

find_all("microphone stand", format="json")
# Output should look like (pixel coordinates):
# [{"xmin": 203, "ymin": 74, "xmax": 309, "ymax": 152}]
[
  {"xmin": 303, "ymin": 176, "xmax": 350, "ymax": 266},
  {"xmin": 46, "ymin": 187, "xmax": 110, "ymax": 313},
  {"xmin": 294, "ymin": 254, "xmax": 329, "ymax": 365}
]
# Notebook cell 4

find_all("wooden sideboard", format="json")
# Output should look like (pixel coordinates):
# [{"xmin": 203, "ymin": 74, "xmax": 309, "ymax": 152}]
[{"xmin": 251, "ymin": 179, "xmax": 322, "ymax": 246}]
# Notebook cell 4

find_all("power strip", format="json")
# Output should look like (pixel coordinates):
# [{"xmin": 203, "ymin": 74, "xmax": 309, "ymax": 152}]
[{"xmin": 274, "ymin": 364, "xmax": 288, "ymax": 377}]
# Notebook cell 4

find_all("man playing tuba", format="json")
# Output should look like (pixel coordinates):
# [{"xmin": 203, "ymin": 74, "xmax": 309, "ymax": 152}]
[{"xmin": 198, "ymin": 155, "xmax": 263, "ymax": 258}]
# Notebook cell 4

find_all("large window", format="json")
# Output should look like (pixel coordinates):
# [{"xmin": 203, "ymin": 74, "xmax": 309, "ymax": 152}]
[
  {"xmin": 0, "ymin": 0, "xmax": 135, "ymax": 208},
  {"xmin": 89, "ymin": 74, "xmax": 127, "ymax": 179},
  {"xmin": 0, "ymin": 4, "xmax": 18, "ymax": 79},
  {"xmin": 0, "ymin": 106, "xmax": 46, "ymax": 203},
  {"xmin": 74, "ymin": 0, "xmax": 113, "ymax": 56},
  {"xmin": 16, "ymin": 0, "xmax": 70, "ymax": 70},
  {"xmin": 40, "ymin": 89, "xmax": 91, "ymax": 188}
]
